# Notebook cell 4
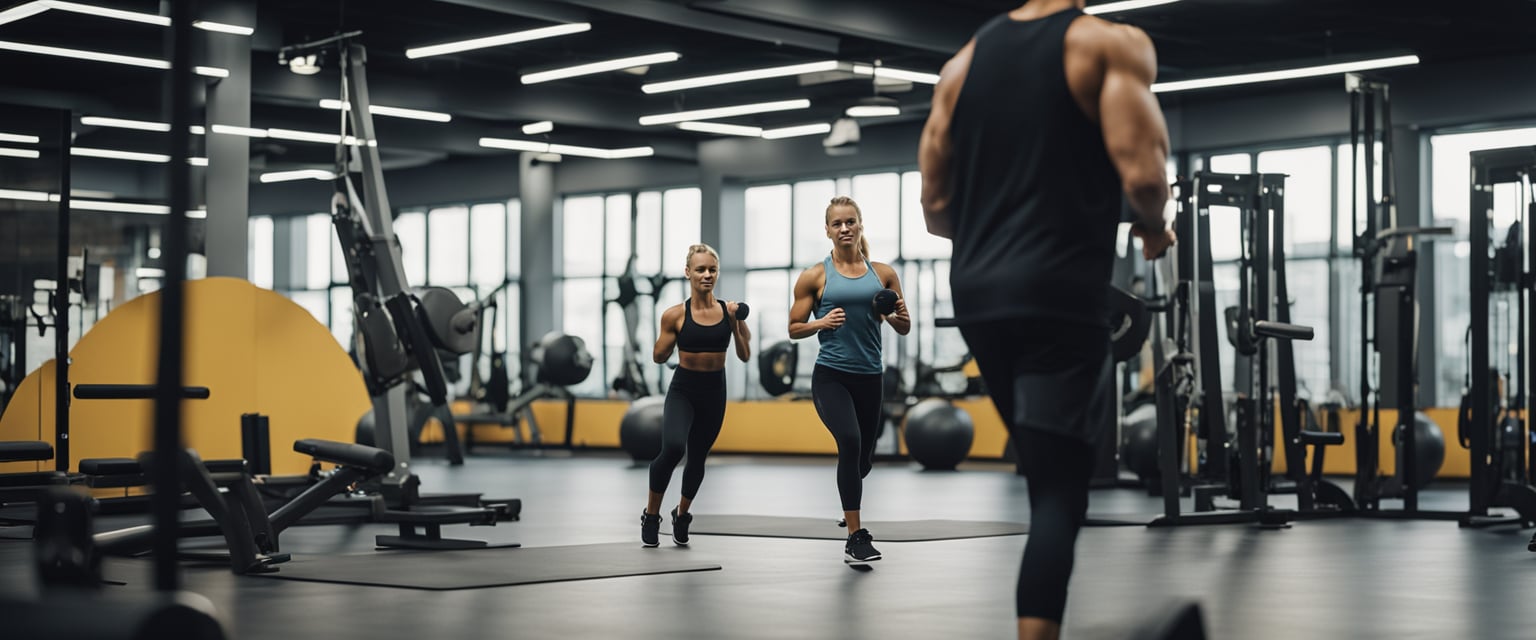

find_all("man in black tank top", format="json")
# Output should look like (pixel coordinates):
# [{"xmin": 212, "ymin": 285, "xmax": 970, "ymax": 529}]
[{"xmin": 919, "ymin": 2, "xmax": 1175, "ymax": 639}]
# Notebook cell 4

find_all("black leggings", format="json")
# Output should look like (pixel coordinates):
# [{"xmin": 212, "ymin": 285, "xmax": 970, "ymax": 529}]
[
  {"xmin": 648, "ymin": 367, "xmax": 727, "ymax": 500},
  {"xmin": 811, "ymin": 364, "xmax": 884, "ymax": 512},
  {"xmin": 961, "ymin": 319, "xmax": 1109, "ymax": 622}
]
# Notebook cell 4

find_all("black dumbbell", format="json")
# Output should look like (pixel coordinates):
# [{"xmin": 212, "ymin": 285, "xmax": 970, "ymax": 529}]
[
  {"xmin": 872, "ymin": 289, "xmax": 899, "ymax": 316},
  {"xmin": 734, "ymin": 302, "xmax": 750, "ymax": 320}
]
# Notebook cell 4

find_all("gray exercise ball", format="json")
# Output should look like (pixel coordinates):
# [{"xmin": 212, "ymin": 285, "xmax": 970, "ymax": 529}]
[
  {"xmin": 1394, "ymin": 412, "xmax": 1446, "ymax": 490},
  {"xmin": 1120, "ymin": 403, "xmax": 1160, "ymax": 482},
  {"xmin": 903, "ymin": 398, "xmax": 974, "ymax": 471},
  {"xmin": 619, "ymin": 396, "xmax": 667, "ymax": 462}
]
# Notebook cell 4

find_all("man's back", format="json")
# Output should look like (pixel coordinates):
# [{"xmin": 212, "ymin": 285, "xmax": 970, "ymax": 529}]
[
  {"xmin": 920, "ymin": 4, "xmax": 1172, "ymax": 326},
  {"xmin": 946, "ymin": 8, "xmax": 1123, "ymax": 327}
]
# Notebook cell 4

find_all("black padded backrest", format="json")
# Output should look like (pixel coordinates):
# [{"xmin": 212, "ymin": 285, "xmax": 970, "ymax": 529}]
[
  {"xmin": 294, "ymin": 439, "xmax": 395, "ymax": 473},
  {"xmin": 79, "ymin": 457, "xmax": 142, "ymax": 475},
  {"xmin": 0, "ymin": 441, "xmax": 53, "ymax": 462}
]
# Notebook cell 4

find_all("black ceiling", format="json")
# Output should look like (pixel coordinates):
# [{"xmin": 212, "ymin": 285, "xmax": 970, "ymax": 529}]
[{"xmin": 1, "ymin": 0, "xmax": 1533, "ymax": 177}]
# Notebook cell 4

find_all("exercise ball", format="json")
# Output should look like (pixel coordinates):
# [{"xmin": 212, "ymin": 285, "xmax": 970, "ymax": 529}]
[
  {"xmin": 619, "ymin": 396, "xmax": 667, "ymax": 462},
  {"xmin": 903, "ymin": 398, "xmax": 974, "ymax": 471},
  {"xmin": 1120, "ymin": 403, "xmax": 1160, "ymax": 483},
  {"xmin": 1393, "ymin": 412, "xmax": 1446, "ymax": 490},
  {"xmin": 533, "ymin": 332, "xmax": 594, "ymax": 387}
]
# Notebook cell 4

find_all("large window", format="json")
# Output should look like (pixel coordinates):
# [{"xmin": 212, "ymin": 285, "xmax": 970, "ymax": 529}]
[
  {"xmin": 1429, "ymin": 126, "xmax": 1536, "ymax": 405},
  {"xmin": 253, "ymin": 199, "xmax": 522, "ymax": 396},
  {"xmin": 739, "ymin": 170, "xmax": 964, "ymax": 401},
  {"xmin": 557, "ymin": 187, "xmax": 701, "ymax": 398},
  {"xmin": 1198, "ymin": 146, "xmax": 1337, "ymax": 399}
]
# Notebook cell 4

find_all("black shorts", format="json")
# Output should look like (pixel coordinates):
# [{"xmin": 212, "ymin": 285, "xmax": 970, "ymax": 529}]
[{"xmin": 958, "ymin": 319, "xmax": 1114, "ymax": 448}]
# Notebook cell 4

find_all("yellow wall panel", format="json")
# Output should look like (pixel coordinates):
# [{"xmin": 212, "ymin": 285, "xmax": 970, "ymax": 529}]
[{"xmin": 0, "ymin": 278, "xmax": 369, "ymax": 476}]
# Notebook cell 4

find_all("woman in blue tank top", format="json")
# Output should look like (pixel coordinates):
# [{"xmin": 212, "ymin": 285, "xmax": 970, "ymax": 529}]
[{"xmin": 789, "ymin": 196, "xmax": 911, "ymax": 564}]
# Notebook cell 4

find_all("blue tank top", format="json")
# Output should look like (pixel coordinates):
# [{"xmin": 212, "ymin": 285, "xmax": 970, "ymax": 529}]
[{"xmin": 815, "ymin": 255, "xmax": 884, "ymax": 374}]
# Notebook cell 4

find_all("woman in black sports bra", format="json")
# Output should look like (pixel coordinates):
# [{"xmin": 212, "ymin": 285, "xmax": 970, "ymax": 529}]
[{"xmin": 640, "ymin": 243, "xmax": 751, "ymax": 547}]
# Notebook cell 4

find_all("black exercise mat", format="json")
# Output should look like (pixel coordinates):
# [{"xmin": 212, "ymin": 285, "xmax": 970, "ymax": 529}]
[
  {"xmin": 690, "ymin": 515, "xmax": 1028, "ymax": 541},
  {"xmin": 252, "ymin": 543, "xmax": 720, "ymax": 590},
  {"xmin": 1085, "ymin": 514, "xmax": 1159, "ymax": 527}
]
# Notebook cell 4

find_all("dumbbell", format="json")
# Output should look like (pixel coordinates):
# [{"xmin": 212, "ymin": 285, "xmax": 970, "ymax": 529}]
[
  {"xmin": 872, "ymin": 289, "xmax": 899, "ymax": 316},
  {"xmin": 734, "ymin": 302, "xmax": 750, "ymax": 320}
]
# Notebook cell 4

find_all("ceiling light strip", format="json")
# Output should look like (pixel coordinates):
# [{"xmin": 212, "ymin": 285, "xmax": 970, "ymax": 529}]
[
  {"xmin": 642, "ymin": 60, "xmax": 841, "ymax": 94},
  {"xmin": 639, "ymin": 99, "xmax": 811, "ymax": 126},
  {"xmin": 406, "ymin": 23, "xmax": 591, "ymax": 59},
  {"xmin": 1084, "ymin": 0, "xmax": 1182, "ymax": 15},
  {"xmin": 521, "ymin": 51, "xmax": 681, "ymax": 85},
  {"xmin": 1151, "ymin": 54, "xmax": 1420, "ymax": 93}
]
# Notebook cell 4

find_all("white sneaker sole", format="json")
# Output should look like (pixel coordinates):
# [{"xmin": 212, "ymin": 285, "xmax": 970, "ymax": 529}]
[
  {"xmin": 673, "ymin": 535, "xmax": 689, "ymax": 546},
  {"xmin": 844, "ymin": 553, "xmax": 882, "ymax": 564}
]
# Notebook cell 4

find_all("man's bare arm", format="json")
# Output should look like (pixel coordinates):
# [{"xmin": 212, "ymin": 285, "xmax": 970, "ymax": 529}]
[
  {"xmin": 1098, "ymin": 26, "xmax": 1170, "ymax": 231},
  {"xmin": 919, "ymin": 40, "xmax": 974, "ymax": 240}
]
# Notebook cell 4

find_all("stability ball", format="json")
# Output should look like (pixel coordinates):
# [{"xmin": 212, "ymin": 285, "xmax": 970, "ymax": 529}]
[
  {"xmin": 1395, "ymin": 412, "xmax": 1446, "ymax": 490},
  {"xmin": 903, "ymin": 399, "xmax": 974, "ymax": 471},
  {"xmin": 1120, "ymin": 403, "xmax": 1160, "ymax": 483},
  {"xmin": 619, "ymin": 396, "xmax": 667, "ymax": 462}
]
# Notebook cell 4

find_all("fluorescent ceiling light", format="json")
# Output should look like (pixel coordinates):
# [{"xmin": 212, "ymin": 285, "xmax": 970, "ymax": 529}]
[
  {"xmin": 136, "ymin": 267, "xmax": 167, "ymax": 278},
  {"xmin": 406, "ymin": 23, "xmax": 591, "ymax": 59},
  {"xmin": 0, "ymin": 147, "xmax": 42, "ymax": 158},
  {"xmin": 317, "ymin": 99, "xmax": 453, "ymax": 123},
  {"xmin": 851, "ymin": 64, "xmax": 939, "ymax": 85},
  {"xmin": 639, "ymin": 99, "xmax": 811, "ymax": 126},
  {"xmin": 522, "ymin": 121, "xmax": 553, "ymax": 135},
  {"xmin": 677, "ymin": 121, "xmax": 762, "ymax": 137},
  {"xmin": 210, "ymin": 124, "xmax": 267, "ymax": 138},
  {"xmin": 479, "ymin": 137, "xmax": 653, "ymax": 160},
  {"xmin": 76, "ymin": 200, "xmax": 169, "ymax": 214},
  {"xmin": 80, "ymin": 116, "xmax": 170, "ymax": 132},
  {"xmin": 0, "ymin": 188, "xmax": 51, "ymax": 201},
  {"xmin": 600, "ymin": 147, "xmax": 654, "ymax": 160},
  {"xmin": 846, "ymin": 105, "xmax": 900, "ymax": 117},
  {"xmin": 761, "ymin": 123, "xmax": 832, "ymax": 139},
  {"xmin": 266, "ymin": 129, "xmax": 342, "ymax": 144},
  {"xmin": 192, "ymin": 20, "xmax": 254, "ymax": 36},
  {"xmin": 479, "ymin": 137, "xmax": 551, "ymax": 153},
  {"xmin": 72, "ymin": 147, "xmax": 170, "ymax": 163},
  {"xmin": 0, "ymin": 132, "xmax": 41, "ymax": 143},
  {"xmin": 0, "ymin": 2, "xmax": 52, "ymax": 26},
  {"xmin": 39, "ymin": 1, "xmax": 167, "ymax": 25},
  {"xmin": 1084, "ymin": 0, "xmax": 1181, "ymax": 15},
  {"xmin": 642, "ymin": 60, "xmax": 841, "ymax": 94},
  {"xmin": 1152, "ymin": 54, "xmax": 1420, "ymax": 93},
  {"xmin": 188, "ymin": 157, "xmax": 208, "ymax": 166},
  {"xmin": 522, "ymin": 51, "xmax": 680, "ymax": 85},
  {"xmin": 0, "ymin": 40, "xmax": 228, "ymax": 76},
  {"xmin": 259, "ymin": 169, "xmax": 336, "ymax": 183}
]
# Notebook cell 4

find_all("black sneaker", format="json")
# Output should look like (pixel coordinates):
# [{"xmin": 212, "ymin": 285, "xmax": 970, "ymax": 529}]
[
  {"xmin": 845, "ymin": 528, "xmax": 882, "ymax": 564},
  {"xmin": 671, "ymin": 507, "xmax": 693, "ymax": 546},
  {"xmin": 641, "ymin": 511, "xmax": 662, "ymax": 547}
]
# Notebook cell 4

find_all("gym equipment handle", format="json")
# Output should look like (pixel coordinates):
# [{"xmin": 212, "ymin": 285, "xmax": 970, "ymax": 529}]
[
  {"xmin": 1375, "ymin": 226, "xmax": 1454, "ymax": 241},
  {"xmin": 74, "ymin": 384, "xmax": 211, "ymax": 400},
  {"xmin": 1253, "ymin": 321, "xmax": 1314, "ymax": 341}
]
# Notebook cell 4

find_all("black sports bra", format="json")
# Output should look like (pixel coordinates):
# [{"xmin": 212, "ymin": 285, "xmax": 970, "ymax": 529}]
[{"xmin": 677, "ymin": 299, "xmax": 731, "ymax": 353}]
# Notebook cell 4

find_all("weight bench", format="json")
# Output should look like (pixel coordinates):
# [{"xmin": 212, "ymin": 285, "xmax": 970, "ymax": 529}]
[{"xmin": 91, "ymin": 439, "xmax": 395, "ymax": 574}]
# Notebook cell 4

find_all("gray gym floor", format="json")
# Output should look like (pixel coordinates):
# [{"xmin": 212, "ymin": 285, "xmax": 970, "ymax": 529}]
[{"xmin": 3, "ymin": 452, "xmax": 1535, "ymax": 639}]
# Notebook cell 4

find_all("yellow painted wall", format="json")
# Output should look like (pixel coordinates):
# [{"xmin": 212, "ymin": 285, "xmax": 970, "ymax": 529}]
[
  {"xmin": 0, "ymin": 278, "xmax": 369, "ymax": 476},
  {"xmin": 423, "ymin": 393, "xmax": 1479, "ymax": 485}
]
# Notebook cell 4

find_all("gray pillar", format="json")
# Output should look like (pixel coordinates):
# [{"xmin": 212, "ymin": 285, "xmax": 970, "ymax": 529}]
[
  {"xmin": 271, "ymin": 215, "xmax": 301, "ymax": 290},
  {"xmin": 520, "ymin": 152, "xmax": 557, "ymax": 382},
  {"xmin": 201, "ymin": 0, "xmax": 255, "ymax": 278},
  {"xmin": 703, "ymin": 168, "xmax": 748, "ymax": 396}
]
